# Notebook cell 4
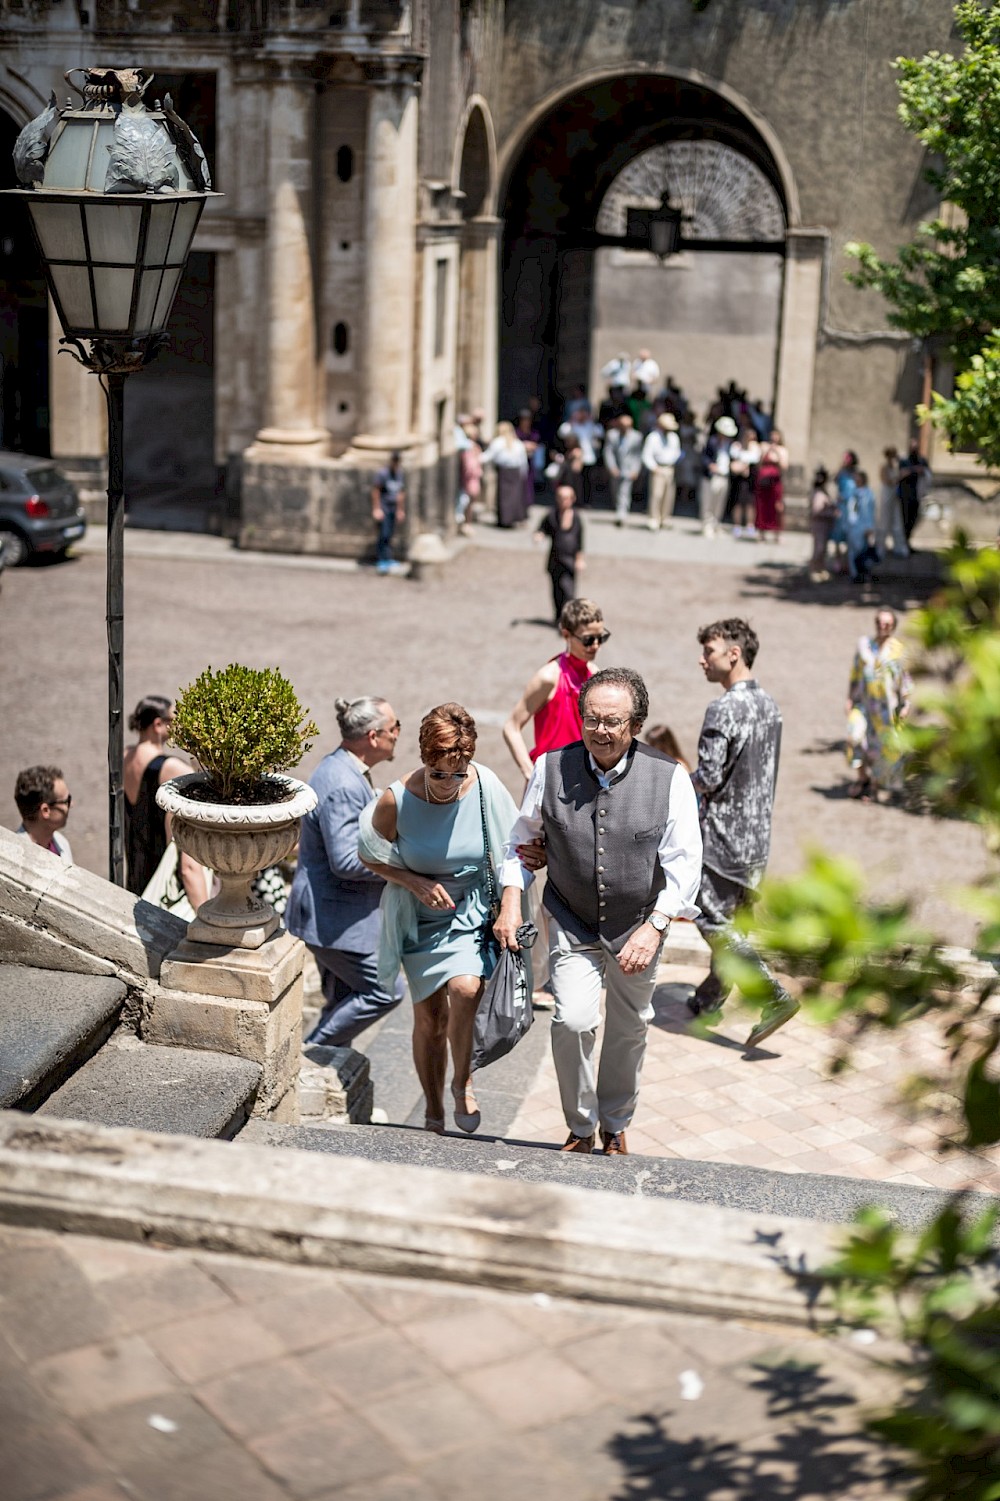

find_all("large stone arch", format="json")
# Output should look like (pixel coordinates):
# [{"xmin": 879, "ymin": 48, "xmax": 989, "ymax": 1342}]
[
  {"xmin": 496, "ymin": 66, "xmax": 822, "ymax": 472},
  {"xmin": 496, "ymin": 65, "xmax": 800, "ymax": 229}
]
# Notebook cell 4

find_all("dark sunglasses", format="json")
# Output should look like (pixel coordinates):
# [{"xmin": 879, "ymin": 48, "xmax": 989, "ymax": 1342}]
[
  {"xmin": 48, "ymin": 795, "xmax": 72, "ymax": 809},
  {"xmin": 427, "ymin": 768, "xmax": 467, "ymax": 781},
  {"xmin": 577, "ymin": 630, "xmax": 611, "ymax": 648}
]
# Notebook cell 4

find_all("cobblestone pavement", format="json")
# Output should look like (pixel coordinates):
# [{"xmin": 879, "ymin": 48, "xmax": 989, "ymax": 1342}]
[
  {"xmin": 0, "ymin": 1223, "xmax": 905, "ymax": 1501},
  {"xmin": 508, "ymin": 942, "xmax": 1000, "ymax": 1193}
]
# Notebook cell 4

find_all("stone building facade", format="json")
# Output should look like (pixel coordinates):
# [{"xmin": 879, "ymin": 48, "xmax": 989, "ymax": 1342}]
[{"xmin": 0, "ymin": 0, "xmax": 960, "ymax": 553}]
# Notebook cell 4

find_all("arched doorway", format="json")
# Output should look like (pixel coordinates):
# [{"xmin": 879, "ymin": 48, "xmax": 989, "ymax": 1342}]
[
  {"xmin": 499, "ymin": 72, "xmax": 792, "ymax": 427},
  {"xmin": 0, "ymin": 106, "xmax": 50, "ymax": 455}
]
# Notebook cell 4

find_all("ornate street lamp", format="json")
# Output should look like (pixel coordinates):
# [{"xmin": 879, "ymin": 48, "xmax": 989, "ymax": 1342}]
[
  {"xmin": 4, "ymin": 67, "xmax": 218, "ymax": 885},
  {"xmin": 626, "ymin": 191, "xmax": 684, "ymax": 260}
]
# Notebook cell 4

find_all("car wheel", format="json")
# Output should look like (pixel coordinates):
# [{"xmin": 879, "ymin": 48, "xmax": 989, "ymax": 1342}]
[{"xmin": 0, "ymin": 528, "xmax": 27, "ymax": 567}]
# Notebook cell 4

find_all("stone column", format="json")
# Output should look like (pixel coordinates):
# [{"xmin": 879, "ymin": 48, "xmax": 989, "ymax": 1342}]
[
  {"xmin": 48, "ymin": 299, "xmax": 107, "ymax": 517},
  {"xmin": 254, "ymin": 65, "xmax": 328, "ymax": 448},
  {"xmin": 458, "ymin": 216, "xmax": 500, "ymax": 433},
  {"xmin": 356, "ymin": 59, "xmax": 421, "ymax": 445},
  {"xmin": 773, "ymin": 229, "xmax": 827, "ymax": 482}
]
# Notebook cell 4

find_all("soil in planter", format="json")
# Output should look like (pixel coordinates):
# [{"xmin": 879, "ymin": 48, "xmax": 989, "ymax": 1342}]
[{"xmin": 182, "ymin": 777, "xmax": 299, "ymax": 807}]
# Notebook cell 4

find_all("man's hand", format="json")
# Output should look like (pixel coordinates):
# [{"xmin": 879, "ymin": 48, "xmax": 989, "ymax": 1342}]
[
  {"xmin": 617, "ymin": 921, "xmax": 662, "ymax": 976},
  {"xmin": 493, "ymin": 889, "xmax": 523, "ymax": 950},
  {"xmin": 518, "ymin": 837, "xmax": 547, "ymax": 871},
  {"xmin": 372, "ymin": 505, "xmax": 384, "ymax": 523},
  {"xmin": 406, "ymin": 874, "xmax": 455, "ymax": 911}
]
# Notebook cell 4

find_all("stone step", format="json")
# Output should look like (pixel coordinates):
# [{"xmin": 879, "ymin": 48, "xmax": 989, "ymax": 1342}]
[
  {"xmin": 236, "ymin": 1118, "xmax": 988, "ymax": 1233},
  {"xmin": 0, "ymin": 965, "xmax": 127, "ymax": 1111},
  {"xmin": 39, "ymin": 1035, "xmax": 262, "ymax": 1139}
]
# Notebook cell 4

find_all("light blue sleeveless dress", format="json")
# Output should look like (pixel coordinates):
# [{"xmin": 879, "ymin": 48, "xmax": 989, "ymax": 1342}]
[{"xmin": 391, "ymin": 778, "xmax": 493, "ymax": 1003}]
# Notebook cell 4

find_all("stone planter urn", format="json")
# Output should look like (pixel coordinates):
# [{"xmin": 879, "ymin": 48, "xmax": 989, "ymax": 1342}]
[{"xmin": 156, "ymin": 772, "xmax": 317, "ymax": 950}]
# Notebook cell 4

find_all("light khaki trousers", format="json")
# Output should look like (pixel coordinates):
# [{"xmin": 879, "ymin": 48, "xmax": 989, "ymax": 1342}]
[
  {"xmin": 548, "ymin": 916, "xmax": 663, "ymax": 1137},
  {"xmin": 648, "ymin": 467, "xmax": 676, "ymax": 527}
]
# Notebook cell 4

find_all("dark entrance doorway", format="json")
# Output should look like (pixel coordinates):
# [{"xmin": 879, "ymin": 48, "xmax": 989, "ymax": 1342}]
[
  {"xmin": 499, "ymin": 74, "xmax": 788, "ymax": 423},
  {"xmin": 0, "ymin": 108, "xmax": 50, "ymax": 457}
]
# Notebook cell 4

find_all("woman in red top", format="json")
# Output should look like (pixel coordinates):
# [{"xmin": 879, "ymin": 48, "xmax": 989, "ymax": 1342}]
[{"xmin": 502, "ymin": 599, "xmax": 611, "ymax": 782}]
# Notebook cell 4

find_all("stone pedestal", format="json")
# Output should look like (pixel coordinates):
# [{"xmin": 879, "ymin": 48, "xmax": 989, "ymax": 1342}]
[
  {"xmin": 150, "ymin": 928, "xmax": 305, "ymax": 1122},
  {"xmin": 774, "ymin": 229, "xmax": 826, "ymax": 484},
  {"xmin": 299, "ymin": 1044, "xmax": 373, "ymax": 1125}
]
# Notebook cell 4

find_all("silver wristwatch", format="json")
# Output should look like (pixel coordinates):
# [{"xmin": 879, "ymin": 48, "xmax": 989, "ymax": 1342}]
[{"xmin": 647, "ymin": 911, "xmax": 670, "ymax": 934}]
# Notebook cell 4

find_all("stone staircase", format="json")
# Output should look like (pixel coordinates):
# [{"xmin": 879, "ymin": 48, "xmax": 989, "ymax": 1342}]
[{"xmin": 0, "ymin": 964, "xmax": 261, "ymax": 1139}]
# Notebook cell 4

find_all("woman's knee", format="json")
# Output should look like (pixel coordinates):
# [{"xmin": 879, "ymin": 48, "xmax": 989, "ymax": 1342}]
[
  {"xmin": 413, "ymin": 994, "xmax": 449, "ymax": 1041},
  {"xmin": 446, "ymin": 974, "xmax": 483, "ymax": 1008}
]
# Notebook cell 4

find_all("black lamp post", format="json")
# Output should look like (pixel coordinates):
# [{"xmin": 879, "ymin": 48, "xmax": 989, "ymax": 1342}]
[{"xmin": 4, "ymin": 67, "xmax": 218, "ymax": 885}]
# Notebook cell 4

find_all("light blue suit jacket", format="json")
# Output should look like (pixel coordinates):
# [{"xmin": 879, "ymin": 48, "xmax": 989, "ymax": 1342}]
[{"xmin": 286, "ymin": 747, "xmax": 384, "ymax": 953}]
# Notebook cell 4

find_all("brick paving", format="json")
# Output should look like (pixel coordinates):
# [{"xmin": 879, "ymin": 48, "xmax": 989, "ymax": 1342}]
[
  {"xmin": 0, "ymin": 1223, "xmax": 905, "ymax": 1501},
  {"xmin": 507, "ymin": 934, "xmax": 1000, "ymax": 1192}
]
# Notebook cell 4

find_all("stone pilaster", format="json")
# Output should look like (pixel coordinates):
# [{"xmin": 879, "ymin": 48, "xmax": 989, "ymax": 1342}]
[
  {"xmin": 458, "ymin": 216, "xmax": 500, "ymax": 435},
  {"xmin": 355, "ymin": 57, "xmax": 421, "ymax": 447},
  {"xmin": 774, "ymin": 229, "xmax": 827, "ymax": 484},
  {"xmin": 48, "ymin": 300, "xmax": 107, "ymax": 518},
  {"xmin": 253, "ymin": 65, "xmax": 328, "ymax": 449}
]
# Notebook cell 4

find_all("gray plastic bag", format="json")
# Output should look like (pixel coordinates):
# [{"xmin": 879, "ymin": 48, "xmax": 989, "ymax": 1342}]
[{"xmin": 471, "ymin": 923, "xmax": 536, "ymax": 1071}]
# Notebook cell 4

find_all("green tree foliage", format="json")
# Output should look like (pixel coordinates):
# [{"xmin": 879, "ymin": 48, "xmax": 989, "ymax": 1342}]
[
  {"xmin": 718, "ymin": 548, "xmax": 1000, "ymax": 1497},
  {"xmin": 845, "ymin": 2, "xmax": 1000, "ymax": 368},
  {"xmin": 924, "ymin": 335, "xmax": 1000, "ymax": 471},
  {"xmin": 171, "ymin": 664, "xmax": 319, "ymax": 802}
]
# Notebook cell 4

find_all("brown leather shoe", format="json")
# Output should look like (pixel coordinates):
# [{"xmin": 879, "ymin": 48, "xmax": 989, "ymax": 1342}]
[
  {"xmin": 560, "ymin": 1131, "xmax": 596, "ymax": 1153},
  {"xmin": 600, "ymin": 1129, "xmax": 628, "ymax": 1155}
]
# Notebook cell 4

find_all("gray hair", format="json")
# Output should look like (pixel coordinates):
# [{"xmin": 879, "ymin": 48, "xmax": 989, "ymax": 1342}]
[
  {"xmin": 335, "ymin": 696, "xmax": 389, "ymax": 740},
  {"xmin": 579, "ymin": 668, "xmax": 649, "ymax": 729}
]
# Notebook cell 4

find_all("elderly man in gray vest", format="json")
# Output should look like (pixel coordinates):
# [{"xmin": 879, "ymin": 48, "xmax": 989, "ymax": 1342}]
[
  {"xmin": 287, "ymin": 695, "xmax": 404, "ymax": 1048},
  {"xmin": 495, "ymin": 667, "xmax": 702, "ymax": 1155}
]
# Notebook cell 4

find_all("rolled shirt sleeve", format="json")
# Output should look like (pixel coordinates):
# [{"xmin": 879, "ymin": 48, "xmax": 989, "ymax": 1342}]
[
  {"xmin": 499, "ymin": 756, "xmax": 546, "ymax": 891},
  {"xmin": 653, "ymin": 766, "xmax": 702, "ymax": 919}
]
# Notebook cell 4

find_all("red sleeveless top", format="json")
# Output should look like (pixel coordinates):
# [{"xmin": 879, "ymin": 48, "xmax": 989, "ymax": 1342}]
[{"xmin": 530, "ymin": 652, "xmax": 592, "ymax": 760}]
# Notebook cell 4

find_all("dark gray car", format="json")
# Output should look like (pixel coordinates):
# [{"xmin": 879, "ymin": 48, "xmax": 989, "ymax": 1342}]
[{"xmin": 0, "ymin": 451, "xmax": 87, "ymax": 566}]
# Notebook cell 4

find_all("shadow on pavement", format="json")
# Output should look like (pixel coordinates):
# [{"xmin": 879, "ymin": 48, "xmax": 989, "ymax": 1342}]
[
  {"xmin": 606, "ymin": 1360, "xmax": 901, "ymax": 1499},
  {"xmin": 735, "ymin": 552, "xmax": 944, "ymax": 610}
]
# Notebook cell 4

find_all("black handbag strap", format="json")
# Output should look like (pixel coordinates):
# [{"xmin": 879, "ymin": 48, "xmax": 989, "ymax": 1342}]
[{"xmin": 477, "ymin": 772, "xmax": 500, "ymax": 915}]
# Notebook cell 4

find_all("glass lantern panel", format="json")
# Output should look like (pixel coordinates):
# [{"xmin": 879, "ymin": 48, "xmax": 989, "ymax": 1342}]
[
  {"xmin": 93, "ymin": 267, "xmax": 136, "ymax": 331},
  {"xmin": 49, "ymin": 264, "xmax": 95, "ymax": 330},
  {"xmin": 45, "ymin": 120, "xmax": 97, "ymax": 191},
  {"xmin": 133, "ymin": 268, "xmax": 163, "ymax": 335},
  {"xmin": 28, "ymin": 201, "xmax": 87, "ymax": 263},
  {"xmin": 142, "ymin": 201, "xmax": 179, "ymax": 267},
  {"xmin": 151, "ymin": 266, "xmax": 183, "ymax": 332},
  {"xmin": 90, "ymin": 121, "xmax": 117, "ymax": 191},
  {"xmin": 166, "ymin": 200, "xmax": 202, "ymax": 264},
  {"xmin": 83, "ymin": 202, "xmax": 141, "ymax": 264}
]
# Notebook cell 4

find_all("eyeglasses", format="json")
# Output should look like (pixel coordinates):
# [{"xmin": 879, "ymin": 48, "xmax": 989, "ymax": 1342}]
[
  {"xmin": 427, "ymin": 768, "xmax": 467, "ymax": 781},
  {"xmin": 379, "ymin": 720, "xmax": 401, "ymax": 734},
  {"xmin": 48, "ymin": 795, "xmax": 72, "ymax": 809},
  {"xmin": 576, "ymin": 630, "xmax": 611, "ymax": 648},
  {"xmin": 582, "ymin": 715, "xmax": 628, "ymax": 732}
]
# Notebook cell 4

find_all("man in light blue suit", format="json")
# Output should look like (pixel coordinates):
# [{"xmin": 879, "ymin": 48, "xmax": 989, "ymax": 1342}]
[{"xmin": 287, "ymin": 695, "xmax": 404, "ymax": 1047}]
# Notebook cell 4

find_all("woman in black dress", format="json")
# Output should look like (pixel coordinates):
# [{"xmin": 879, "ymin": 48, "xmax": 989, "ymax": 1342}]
[{"xmin": 535, "ymin": 483, "xmax": 585, "ymax": 623}]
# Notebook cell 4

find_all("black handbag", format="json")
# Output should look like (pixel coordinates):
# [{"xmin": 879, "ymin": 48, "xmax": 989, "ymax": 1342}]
[{"xmin": 471, "ymin": 923, "xmax": 539, "ymax": 1071}]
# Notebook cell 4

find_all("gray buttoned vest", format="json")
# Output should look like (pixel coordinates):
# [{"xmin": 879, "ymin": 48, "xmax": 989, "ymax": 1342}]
[{"xmin": 541, "ymin": 740, "xmax": 675, "ymax": 952}]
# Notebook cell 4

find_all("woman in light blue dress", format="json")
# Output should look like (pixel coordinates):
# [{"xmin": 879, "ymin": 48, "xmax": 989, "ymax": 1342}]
[{"xmin": 359, "ymin": 703, "xmax": 520, "ymax": 1135}]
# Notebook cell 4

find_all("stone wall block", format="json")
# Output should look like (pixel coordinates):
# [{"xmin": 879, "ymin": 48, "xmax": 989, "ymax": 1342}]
[{"xmin": 298, "ymin": 1044, "xmax": 373, "ymax": 1125}]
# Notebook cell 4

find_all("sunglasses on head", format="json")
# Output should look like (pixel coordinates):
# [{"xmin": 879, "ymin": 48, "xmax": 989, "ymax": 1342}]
[{"xmin": 576, "ymin": 629, "xmax": 611, "ymax": 648}]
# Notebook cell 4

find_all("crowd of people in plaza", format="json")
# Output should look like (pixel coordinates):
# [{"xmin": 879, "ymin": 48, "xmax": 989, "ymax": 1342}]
[{"xmin": 435, "ymin": 357, "xmax": 933, "ymax": 617}]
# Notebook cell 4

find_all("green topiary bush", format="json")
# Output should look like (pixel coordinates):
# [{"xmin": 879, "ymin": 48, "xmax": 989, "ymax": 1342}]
[{"xmin": 171, "ymin": 664, "xmax": 319, "ymax": 803}]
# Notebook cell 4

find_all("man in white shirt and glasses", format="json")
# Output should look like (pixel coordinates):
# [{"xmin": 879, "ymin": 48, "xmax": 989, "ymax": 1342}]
[{"xmin": 494, "ymin": 667, "xmax": 702, "ymax": 1156}]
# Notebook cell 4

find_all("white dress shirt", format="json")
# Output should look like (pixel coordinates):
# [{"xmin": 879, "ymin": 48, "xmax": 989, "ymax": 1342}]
[
  {"xmin": 642, "ymin": 428, "xmax": 681, "ymax": 472},
  {"xmin": 500, "ymin": 747, "xmax": 702, "ymax": 920}
]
